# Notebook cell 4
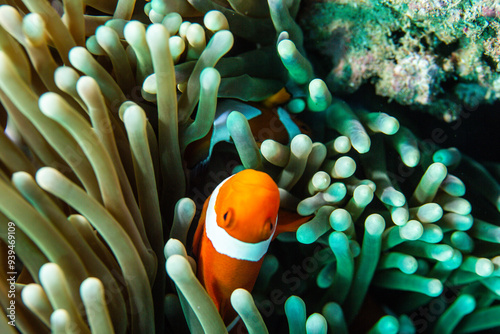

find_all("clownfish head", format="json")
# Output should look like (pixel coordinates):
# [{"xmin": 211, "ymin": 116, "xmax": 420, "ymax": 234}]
[
  {"xmin": 215, "ymin": 169, "xmax": 280, "ymax": 242},
  {"xmin": 205, "ymin": 169, "xmax": 280, "ymax": 261}
]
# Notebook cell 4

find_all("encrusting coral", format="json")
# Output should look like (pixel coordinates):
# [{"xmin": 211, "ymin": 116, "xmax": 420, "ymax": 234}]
[
  {"xmin": 299, "ymin": 0, "xmax": 500, "ymax": 121},
  {"xmin": 0, "ymin": 0, "xmax": 499, "ymax": 334}
]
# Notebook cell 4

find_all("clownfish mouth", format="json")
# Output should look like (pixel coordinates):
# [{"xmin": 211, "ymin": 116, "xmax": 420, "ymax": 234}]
[{"xmin": 205, "ymin": 174, "xmax": 277, "ymax": 262}]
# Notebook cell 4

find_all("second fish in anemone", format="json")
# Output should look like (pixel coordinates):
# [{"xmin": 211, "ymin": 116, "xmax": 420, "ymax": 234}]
[
  {"xmin": 192, "ymin": 169, "xmax": 311, "ymax": 328},
  {"xmin": 183, "ymin": 88, "xmax": 310, "ymax": 169}
]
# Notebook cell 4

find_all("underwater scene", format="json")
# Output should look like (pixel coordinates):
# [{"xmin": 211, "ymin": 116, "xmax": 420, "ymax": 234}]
[{"xmin": 0, "ymin": 0, "xmax": 499, "ymax": 333}]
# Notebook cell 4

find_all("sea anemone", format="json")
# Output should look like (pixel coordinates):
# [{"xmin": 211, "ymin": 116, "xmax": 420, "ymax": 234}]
[{"xmin": 0, "ymin": 1, "xmax": 499, "ymax": 333}]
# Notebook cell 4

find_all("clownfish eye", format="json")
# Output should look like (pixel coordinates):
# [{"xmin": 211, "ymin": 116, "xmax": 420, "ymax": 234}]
[
  {"xmin": 221, "ymin": 208, "xmax": 234, "ymax": 227},
  {"xmin": 267, "ymin": 219, "xmax": 274, "ymax": 231}
]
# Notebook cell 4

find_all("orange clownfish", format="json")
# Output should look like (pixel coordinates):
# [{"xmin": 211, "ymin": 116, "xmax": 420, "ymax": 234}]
[{"xmin": 192, "ymin": 169, "xmax": 310, "ymax": 327}]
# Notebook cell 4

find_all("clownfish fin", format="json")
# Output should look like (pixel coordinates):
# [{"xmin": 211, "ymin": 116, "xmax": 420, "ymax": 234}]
[
  {"xmin": 274, "ymin": 209, "xmax": 312, "ymax": 237},
  {"xmin": 261, "ymin": 87, "xmax": 291, "ymax": 108}
]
